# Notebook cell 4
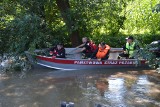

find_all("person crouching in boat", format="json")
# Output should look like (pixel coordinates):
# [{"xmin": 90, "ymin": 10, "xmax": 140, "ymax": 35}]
[
  {"xmin": 117, "ymin": 36, "xmax": 139, "ymax": 59},
  {"xmin": 88, "ymin": 42, "xmax": 110, "ymax": 61},
  {"xmin": 49, "ymin": 43, "xmax": 65, "ymax": 58},
  {"xmin": 49, "ymin": 45, "xmax": 57, "ymax": 56},
  {"xmin": 76, "ymin": 37, "xmax": 97, "ymax": 59}
]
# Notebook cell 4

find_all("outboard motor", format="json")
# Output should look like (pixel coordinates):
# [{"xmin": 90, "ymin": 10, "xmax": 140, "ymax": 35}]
[{"xmin": 149, "ymin": 40, "xmax": 160, "ymax": 57}]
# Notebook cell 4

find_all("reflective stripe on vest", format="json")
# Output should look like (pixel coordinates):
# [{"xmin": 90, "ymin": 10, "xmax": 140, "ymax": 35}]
[
  {"xmin": 96, "ymin": 45, "xmax": 110, "ymax": 59},
  {"xmin": 126, "ymin": 42, "xmax": 135, "ymax": 57}
]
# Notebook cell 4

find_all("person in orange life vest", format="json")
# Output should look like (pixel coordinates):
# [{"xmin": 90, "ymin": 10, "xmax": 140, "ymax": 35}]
[
  {"xmin": 76, "ymin": 37, "xmax": 96, "ymax": 58},
  {"xmin": 50, "ymin": 43, "xmax": 65, "ymax": 58},
  {"xmin": 89, "ymin": 42, "xmax": 110, "ymax": 61}
]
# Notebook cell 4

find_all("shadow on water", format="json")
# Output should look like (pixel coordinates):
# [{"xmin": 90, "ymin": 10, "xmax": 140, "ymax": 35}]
[{"xmin": 0, "ymin": 66, "xmax": 160, "ymax": 107}]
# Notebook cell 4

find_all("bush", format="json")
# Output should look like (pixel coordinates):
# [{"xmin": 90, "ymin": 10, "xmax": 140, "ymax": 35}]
[{"xmin": 91, "ymin": 33, "xmax": 160, "ymax": 48}]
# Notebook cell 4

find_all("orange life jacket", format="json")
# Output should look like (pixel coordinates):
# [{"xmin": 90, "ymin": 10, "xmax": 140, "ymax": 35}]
[{"xmin": 96, "ymin": 45, "xmax": 110, "ymax": 59}]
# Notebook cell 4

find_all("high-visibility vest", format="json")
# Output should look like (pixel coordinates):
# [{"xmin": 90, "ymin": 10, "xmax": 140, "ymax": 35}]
[
  {"xmin": 96, "ymin": 45, "xmax": 110, "ymax": 59},
  {"xmin": 126, "ymin": 42, "xmax": 136, "ymax": 57}
]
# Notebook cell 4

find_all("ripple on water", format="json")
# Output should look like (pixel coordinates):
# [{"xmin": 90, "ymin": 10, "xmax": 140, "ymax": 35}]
[
  {"xmin": 128, "ymin": 75, "xmax": 160, "ymax": 106},
  {"xmin": 0, "ymin": 68, "xmax": 160, "ymax": 107},
  {"xmin": 132, "ymin": 75, "xmax": 151, "ymax": 95},
  {"xmin": 103, "ymin": 78, "xmax": 128, "ymax": 107}
]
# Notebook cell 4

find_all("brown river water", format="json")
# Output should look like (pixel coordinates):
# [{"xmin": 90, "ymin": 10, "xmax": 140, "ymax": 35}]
[{"xmin": 0, "ymin": 66, "xmax": 160, "ymax": 107}]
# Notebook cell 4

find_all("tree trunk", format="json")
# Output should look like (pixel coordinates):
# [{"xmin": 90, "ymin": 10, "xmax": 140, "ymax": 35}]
[{"xmin": 56, "ymin": 0, "xmax": 80, "ymax": 47}]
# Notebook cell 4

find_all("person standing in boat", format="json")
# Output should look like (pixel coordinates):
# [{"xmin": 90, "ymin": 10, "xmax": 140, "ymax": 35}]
[
  {"xmin": 49, "ymin": 43, "xmax": 66, "ymax": 58},
  {"xmin": 88, "ymin": 42, "xmax": 110, "ymax": 61},
  {"xmin": 117, "ymin": 36, "xmax": 139, "ymax": 59},
  {"xmin": 76, "ymin": 37, "xmax": 97, "ymax": 58}
]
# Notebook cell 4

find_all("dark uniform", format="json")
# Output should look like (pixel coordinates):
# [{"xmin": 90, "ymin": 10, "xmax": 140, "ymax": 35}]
[
  {"xmin": 79, "ymin": 41, "xmax": 92, "ymax": 58},
  {"xmin": 55, "ymin": 48, "xmax": 65, "ymax": 58}
]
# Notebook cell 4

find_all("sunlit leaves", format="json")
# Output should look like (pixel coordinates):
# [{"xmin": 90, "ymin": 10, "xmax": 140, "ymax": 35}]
[
  {"xmin": 1, "ymin": 0, "xmax": 160, "ymax": 53},
  {"xmin": 124, "ymin": 0, "xmax": 160, "ymax": 34},
  {"xmin": 69, "ymin": 0, "xmax": 129, "ymax": 38}
]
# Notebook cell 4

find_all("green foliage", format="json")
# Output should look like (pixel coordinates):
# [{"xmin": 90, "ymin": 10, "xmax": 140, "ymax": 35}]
[
  {"xmin": 69, "ymin": 0, "xmax": 129, "ymax": 38},
  {"xmin": 1, "ymin": 0, "xmax": 160, "ymax": 54},
  {"xmin": 1, "ymin": 0, "xmax": 69, "ymax": 53},
  {"xmin": 124, "ymin": 0, "xmax": 160, "ymax": 34},
  {"xmin": 138, "ymin": 44, "xmax": 160, "ymax": 69},
  {"xmin": 2, "ymin": 14, "xmax": 51, "ymax": 54},
  {"xmin": 91, "ymin": 33, "xmax": 160, "ymax": 48},
  {"xmin": 1, "ymin": 0, "xmax": 160, "ymax": 51}
]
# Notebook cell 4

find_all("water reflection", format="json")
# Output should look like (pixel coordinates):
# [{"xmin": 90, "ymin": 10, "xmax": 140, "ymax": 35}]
[
  {"xmin": 134, "ymin": 75, "xmax": 150, "ymax": 94},
  {"xmin": 104, "ymin": 78, "xmax": 127, "ymax": 107},
  {"xmin": 96, "ymin": 78, "xmax": 108, "ymax": 96},
  {"xmin": 129, "ymin": 75, "xmax": 160, "ymax": 106},
  {"xmin": 0, "ymin": 68, "xmax": 160, "ymax": 107}
]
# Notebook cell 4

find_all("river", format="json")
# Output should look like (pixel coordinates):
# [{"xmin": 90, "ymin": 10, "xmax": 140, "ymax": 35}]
[{"xmin": 0, "ymin": 66, "xmax": 160, "ymax": 107}]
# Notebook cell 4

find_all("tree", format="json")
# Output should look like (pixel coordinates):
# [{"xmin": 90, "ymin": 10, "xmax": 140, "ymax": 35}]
[
  {"xmin": 123, "ymin": 0, "xmax": 160, "ymax": 34},
  {"xmin": 56, "ymin": 0, "xmax": 81, "ymax": 47}
]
